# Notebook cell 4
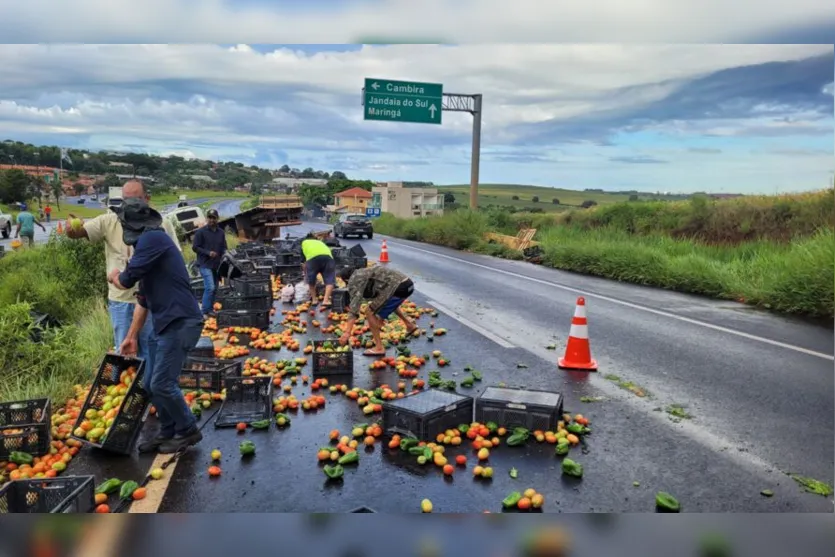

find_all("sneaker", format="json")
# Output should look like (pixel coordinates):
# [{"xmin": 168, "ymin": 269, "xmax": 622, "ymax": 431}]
[
  {"xmin": 158, "ymin": 429, "xmax": 203, "ymax": 454},
  {"xmin": 138, "ymin": 435, "xmax": 172, "ymax": 454}
]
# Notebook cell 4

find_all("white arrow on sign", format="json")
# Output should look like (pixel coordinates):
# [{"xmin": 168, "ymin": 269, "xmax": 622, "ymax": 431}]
[
  {"xmin": 429, "ymin": 104, "xmax": 437, "ymax": 118},
  {"xmin": 371, "ymin": 82, "xmax": 380, "ymax": 90}
]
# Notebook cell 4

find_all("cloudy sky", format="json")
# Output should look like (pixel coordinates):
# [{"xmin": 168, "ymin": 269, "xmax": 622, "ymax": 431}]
[{"xmin": 0, "ymin": 42, "xmax": 832, "ymax": 193}]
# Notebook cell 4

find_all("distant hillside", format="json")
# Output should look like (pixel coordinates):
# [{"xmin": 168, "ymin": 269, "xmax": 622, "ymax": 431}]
[
  {"xmin": 439, "ymin": 183, "xmax": 693, "ymax": 213},
  {"xmin": 0, "ymin": 139, "xmax": 353, "ymax": 191}
]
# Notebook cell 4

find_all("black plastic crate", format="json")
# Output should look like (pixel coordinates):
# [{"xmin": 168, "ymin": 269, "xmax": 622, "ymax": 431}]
[
  {"xmin": 382, "ymin": 390, "xmax": 474, "ymax": 441},
  {"xmin": 231, "ymin": 276, "xmax": 271, "ymax": 297},
  {"xmin": 312, "ymin": 341, "xmax": 353, "ymax": 376},
  {"xmin": 191, "ymin": 278, "xmax": 205, "ymax": 300},
  {"xmin": 241, "ymin": 245, "xmax": 269, "ymax": 258},
  {"xmin": 217, "ymin": 309, "xmax": 270, "ymax": 330},
  {"xmin": 0, "ymin": 476, "xmax": 96, "ymax": 514},
  {"xmin": 217, "ymin": 291, "xmax": 273, "ymax": 311},
  {"xmin": 349, "ymin": 506, "xmax": 376, "ymax": 513},
  {"xmin": 70, "ymin": 354, "xmax": 149, "ymax": 455},
  {"xmin": 476, "ymin": 387, "xmax": 564, "ymax": 432},
  {"xmin": 331, "ymin": 289, "xmax": 350, "ymax": 313},
  {"xmin": 348, "ymin": 256, "xmax": 368, "ymax": 270},
  {"xmin": 331, "ymin": 247, "xmax": 349, "ymax": 261},
  {"xmin": 273, "ymin": 263, "xmax": 301, "ymax": 277},
  {"xmin": 276, "ymin": 252, "xmax": 301, "ymax": 265},
  {"xmin": 214, "ymin": 376, "xmax": 273, "ymax": 428},
  {"xmin": 29, "ymin": 312, "xmax": 61, "ymax": 343},
  {"xmin": 189, "ymin": 335, "xmax": 216, "ymax": 359},
  {"xmin": 0, "ymin": 398, "xmax": 51, "ymax": 461},
  {"xmin": 179, "ymin": 357, "xmax": 243, "ymax": 392}
]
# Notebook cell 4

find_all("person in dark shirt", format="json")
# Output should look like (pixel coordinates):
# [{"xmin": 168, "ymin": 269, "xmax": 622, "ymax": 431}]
[
  {"xmin": 192, "ymin": 208, "xmax": 227, "ymax": 317},
  {"xmin": 108, "ymin": 197, "xmax": 205, "ymax": 454}
]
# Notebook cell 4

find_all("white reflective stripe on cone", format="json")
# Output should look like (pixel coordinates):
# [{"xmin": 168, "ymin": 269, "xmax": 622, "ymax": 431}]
[
  {"xmin": 574, "ymin": 304, "xmax": 587, "ymax": 319},
  {"xmin": 568, "ymin": 323, "xmax": 589, "ymax": 339}
]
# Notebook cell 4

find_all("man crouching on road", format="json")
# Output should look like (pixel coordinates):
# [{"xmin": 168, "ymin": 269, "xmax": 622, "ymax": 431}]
[
  {"xmin": 338, "ymin": 265, "xmax": 418, "ymax": 356},
  {"xmin": 108, "ymin": 197, "xmax": 204, "ymax": 454}
]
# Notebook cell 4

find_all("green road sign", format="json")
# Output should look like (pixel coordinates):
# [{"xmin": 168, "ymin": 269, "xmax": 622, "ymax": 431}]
[{"xmin": 363, "ymin": 78, "xmax": 443, "ymax": 125}]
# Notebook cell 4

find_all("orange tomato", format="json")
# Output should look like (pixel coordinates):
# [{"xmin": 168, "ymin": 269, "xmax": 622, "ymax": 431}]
[
  {"xmin": 517, "ymin": 497, "xmax": 532, "ymax": 511},
  {"xmin": 95, "ymin": 493, "xmax": 108, "ymax": 505},
  {"xmin": 208, "ymin": 466, "xmax": 222, "ymax": 477},
  {"xmin": 455, "ymin": 455, "xmax": 467, "ymax": 466},
  {"xmin": 132, "ymin": 488, "xmax": 147, "ymax": 500},
  {"xmin": 236, "ymin": 422, "xmax": 247, "ymax": 432},
  {"xmin": 95, "ymin": 504, "xmax": 110, "ymax": 513}
]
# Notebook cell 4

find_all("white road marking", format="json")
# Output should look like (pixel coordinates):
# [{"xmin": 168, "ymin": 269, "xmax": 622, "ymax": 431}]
[
  {"xmin": 425, "ymin": 298, "xmax": 516, "ymax": 348},
  {"xmin": 388, "ymin": 240, "xmax": 834, "ymax": 361}
]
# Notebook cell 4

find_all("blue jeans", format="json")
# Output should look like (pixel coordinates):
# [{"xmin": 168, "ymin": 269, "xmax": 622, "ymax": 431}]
[
  {"xmin": 142, "ymin": 317, "xmax": 203, "ymax": 438},
  {"xmin": 199, "ymin": 267, "xmax": 219, "ymax": 314},
  {"xmin": 108, "ymin": 300, "xmax": 157, "ymax": 375}
]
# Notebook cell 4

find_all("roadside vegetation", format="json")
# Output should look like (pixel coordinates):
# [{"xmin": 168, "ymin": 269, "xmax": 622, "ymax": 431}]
[
  {"xmin": 0, "ymin": 229, "xmax": 240, "ymax": 404},
  {"xmin": 374, "ymin": 189, "xmax": 835, "ymax": 319}
]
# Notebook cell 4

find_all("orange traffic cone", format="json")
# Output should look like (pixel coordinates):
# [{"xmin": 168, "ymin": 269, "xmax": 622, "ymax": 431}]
[
  {"xmin": 379, "ymin": 239, "xmax": 390, "ymax": 263},
  {"xmin": 56, "ymin": 221, "xmax": 63, "ymax": 235},
  {"xmin": 558, "ymin": 297, "xmax": 597, "ymax": 371}
]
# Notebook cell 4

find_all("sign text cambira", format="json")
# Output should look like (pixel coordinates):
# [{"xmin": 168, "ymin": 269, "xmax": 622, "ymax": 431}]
[{"xmin": 363, "ymin": 78, "xmax": 443, "ymax": 125}]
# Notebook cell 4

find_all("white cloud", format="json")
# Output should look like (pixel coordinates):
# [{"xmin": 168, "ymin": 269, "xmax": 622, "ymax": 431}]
[
  {"xmin": 0, "ymin": 43, "xmax": 831, "ymax": 193},
  {"xmin": 0, "ymin": 0, "xmax": 834, "ymax": 42}
]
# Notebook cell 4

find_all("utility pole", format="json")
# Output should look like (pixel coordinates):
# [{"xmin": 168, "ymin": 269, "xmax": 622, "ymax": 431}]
[{"xmin": 441, "ymin": 93, "xmax": 483, "ymax": 210}]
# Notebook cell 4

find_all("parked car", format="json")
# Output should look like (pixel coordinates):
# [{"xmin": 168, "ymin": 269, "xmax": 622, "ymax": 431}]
[
  {"xmin": 0, "ymin": 209, "xmax": 13, "ymax": 238},
  {"xmin": 333, "ymin": 214, "xmax": 373, "ymax": 239}
]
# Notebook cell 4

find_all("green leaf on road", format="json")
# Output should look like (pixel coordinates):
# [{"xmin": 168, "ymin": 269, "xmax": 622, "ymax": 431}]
[
  {"xmin": 580, "ymin": 396, "xmax": 605, "ymax": 403},
  {"xmin": 516, "ymin": 363, "xmax": 528, "ymax": 369},
  {"xmin": 509, "ymin": 468, "xmax": 518, "ymax": 479},
  {"xmin": 545, "ymin": 344, "xmax": 557, "ymax": 350},
  {"xmin": 789, "ymin": 474, "xmax": 833, "ymax": 496},
  {"xmin": 760, "ymin": 489, "xmax": 774, "ymax": 497}
]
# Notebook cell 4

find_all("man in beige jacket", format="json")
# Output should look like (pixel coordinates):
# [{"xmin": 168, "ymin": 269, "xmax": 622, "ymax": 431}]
[{"xmin": 65, "ymin": 180, "xmax": 181, "ymax": 373}]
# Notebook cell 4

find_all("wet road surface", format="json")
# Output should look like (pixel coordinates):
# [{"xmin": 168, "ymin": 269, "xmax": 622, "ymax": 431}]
[{"xmin": 58, "ymin": 222, "xmax": 834, "ymax": 512}]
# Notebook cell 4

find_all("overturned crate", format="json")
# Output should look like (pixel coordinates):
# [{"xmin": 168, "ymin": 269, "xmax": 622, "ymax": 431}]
[
  {"xmin": 214, "ymin": 376, "xmax": 273, "ymax": 428},
  {"xmin": 382, "ymin": 389, "xmax": 474, "ymax": 441},
  {"xmin": 476, "ymin": 386, "xmax": 564, "ymax": 432},
  {"xmin": 217, "ymin": 309, "xmax": 271, "ymax": 330}
]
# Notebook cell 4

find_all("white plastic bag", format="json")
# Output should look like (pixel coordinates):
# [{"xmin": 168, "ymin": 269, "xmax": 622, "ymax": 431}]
[
  {"xmin": 293, "ymin": 282, "xmax": 310, "ymax": 303},
  {"xmin": 280, "ymin": 284, "xmax": 295, "ymax": 303}
]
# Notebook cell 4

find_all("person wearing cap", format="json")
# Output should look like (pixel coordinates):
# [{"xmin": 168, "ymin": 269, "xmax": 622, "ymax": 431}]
[
  {"xmin": 192, "ymin": 208, "xmax": 227, "ymax": 317},
  {"xmin": 109, "ymin": 197, "xmax": 204, "ymax": 454},
  {"xmin": 64, "ymin": 180, "xmax": 180, "ymax": 375}
]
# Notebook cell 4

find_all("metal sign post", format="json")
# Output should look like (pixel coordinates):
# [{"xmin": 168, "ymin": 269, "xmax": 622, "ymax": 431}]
[{"xmin": 363, "ymin": 78, "xmax": 483, "ymax": 210}]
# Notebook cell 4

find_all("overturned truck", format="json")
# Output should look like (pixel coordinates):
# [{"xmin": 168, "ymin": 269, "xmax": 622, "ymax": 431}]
[{"xmin": 216, "ymin": 195, "xmax": 305, "ymax": 242}]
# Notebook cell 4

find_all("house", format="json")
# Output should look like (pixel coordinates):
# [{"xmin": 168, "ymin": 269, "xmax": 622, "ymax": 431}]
[
  {"xmin": 371, "ymin": 182, "xmax": 444, "ymax": 219},
  {"xmin": 332, "ymin": 187, "xmax": 372, "ymax": 214}
]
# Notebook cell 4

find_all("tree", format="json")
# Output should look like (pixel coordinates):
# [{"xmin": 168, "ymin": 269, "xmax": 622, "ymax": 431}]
[
  {"xmin": 443, "ymin": 192, "xmax": 456, "ymax": 204},
  {"xmin": 580, "ymin": 200, "xmax": 598, "ymax": 209},
  {"xmin": 511, "ymin": 195, "xmax": 519, "ymax": 200},
  {"xmin": 50, "ymin": 180, "xmax": 63, "ymax": 210},
  {"xmin": 531, "ymin": 196, "xmax": 539, "ymax": 203},
  {"xmin": 73, "ymin": 183, "xmax": 86, "ymax": 196},
  {"xmin": 279, "ymin": 164, "xmax": 290, "ymax": 173},
  {"xmin": 552, "ymin": 198, "xmax": 560, "ymax": 204},
  {"xmin": 629, "ymin": 194, "xmax": 639, "ymax": 201},
  {"xmin": 330, "ymin": 170, "xmax": 347, "ymax": 180},
  {"xmin": 102, "ymin": 174, "xmax": 122, "ymax": 190},
  {"xmin": 0, "ymin": 169, "xmax": 29, "ymax": 203}
]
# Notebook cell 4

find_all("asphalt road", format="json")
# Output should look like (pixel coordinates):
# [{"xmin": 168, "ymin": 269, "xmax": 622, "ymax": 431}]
[
  {"xmin": 45, "ymin": 221, "xmax": 835, "ymax": 513},
  {"xmin": 0, "ymin": 197, "xmax": 239, "ymax": 251}
]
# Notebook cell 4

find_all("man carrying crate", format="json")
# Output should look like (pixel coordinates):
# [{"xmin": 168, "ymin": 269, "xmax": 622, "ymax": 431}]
[
  {"xmin": 108, "ymin": 197, "xmax": 205, "ymax": 454},
  {"xmin": 337, "ymin": 266, "xmax": 418, "ymax": 356}
]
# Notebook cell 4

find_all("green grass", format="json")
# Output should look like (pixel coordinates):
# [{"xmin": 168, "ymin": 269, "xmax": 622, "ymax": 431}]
[
  {"xmin": 373, "ymin": 190, "xmax": 835, "ymax": 319},
  {"xmin": 440, "ymin": 183, "xmax": 659, "ymax": 212}
]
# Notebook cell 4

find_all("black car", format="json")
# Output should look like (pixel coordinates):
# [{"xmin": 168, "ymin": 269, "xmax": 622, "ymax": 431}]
[{"xmin": 333, "ymin": 214, "xmax": 373, "ymax": 239}]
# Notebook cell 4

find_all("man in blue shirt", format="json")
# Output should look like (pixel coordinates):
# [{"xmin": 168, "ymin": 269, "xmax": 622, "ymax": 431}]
[
  {"xmin": 191, "ymin": 208, "xmax": 227, "ymax": 317},
  {"xmin": 108, "ymin": 197, "xmax": 205, "ymax": 454}
]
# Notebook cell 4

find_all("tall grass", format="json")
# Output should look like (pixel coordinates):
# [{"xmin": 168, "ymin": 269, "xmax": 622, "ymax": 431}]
[{"xmin": 374, "ymin": 191, "xmax": 835, "ymax": 319}]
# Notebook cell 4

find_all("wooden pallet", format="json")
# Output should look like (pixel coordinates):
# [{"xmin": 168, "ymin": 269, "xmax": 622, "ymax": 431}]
[{"xmin": 484, "ymin": 228, "xmax": 539, "ymax": 251}]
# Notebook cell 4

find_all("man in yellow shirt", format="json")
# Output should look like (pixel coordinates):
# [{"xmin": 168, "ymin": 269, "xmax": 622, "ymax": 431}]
[
  {"xmin": 65, "ymin": 180, "xmax": 181, "ymax": 373},
  {"xmin": 300, "ymin": 234, "xmax": 335, "ymax": 308}
]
